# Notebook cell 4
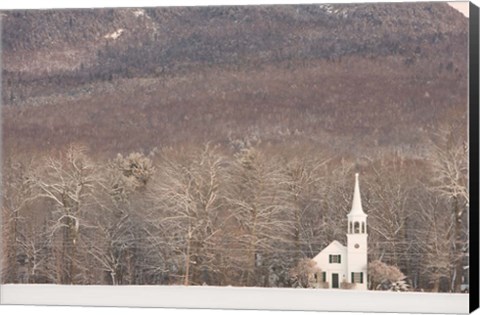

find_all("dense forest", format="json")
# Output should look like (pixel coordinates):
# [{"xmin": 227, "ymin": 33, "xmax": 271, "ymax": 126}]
[
  {"xmin": 0, "ymin": 3, "xmax": 469, "ymax": 292},
  {"xmin": 1, "ymin": 129, "xmax": 469, "ymax": 291}
]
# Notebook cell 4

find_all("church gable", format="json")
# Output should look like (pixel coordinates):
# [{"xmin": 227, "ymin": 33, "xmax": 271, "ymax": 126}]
[
  {"xmin": 312, "ymin": 240, "xmax": 347, "ymax": 267},
  {"xmin": 313, "ymin": 240, "xmax": 346, "ymax": 261}
]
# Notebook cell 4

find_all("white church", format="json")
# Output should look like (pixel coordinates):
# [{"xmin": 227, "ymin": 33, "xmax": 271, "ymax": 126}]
[{"xmin": 312, "ymin": 173, "xmax": 368, "ymax": 290}]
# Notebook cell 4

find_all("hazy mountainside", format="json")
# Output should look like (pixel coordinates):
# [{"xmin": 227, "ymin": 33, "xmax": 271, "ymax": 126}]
[{"xmin": 1, "ymin": 3, "xmax": 468, "ymax": 157}]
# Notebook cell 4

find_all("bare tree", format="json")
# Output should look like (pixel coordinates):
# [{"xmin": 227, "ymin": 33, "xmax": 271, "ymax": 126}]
[
  {"xmin": 316, "ymin": 159, "xmax": 356, "ymax": 250},
  {"xmin": 1, "ymin": 156, "xmax": 46, "ymax": 283},
  {"xmin": 415, "ymin": 192, "xmax": 454, "ymax": 292},
  {"xmin": 26, "ymin": 145, "xmax": 100, "ymax": 284},
  {"xmin": 149, "ymin": 144, "xmax": 229, "ymax": 286},
  {"xmin": 283, "ymin": 153, "xmax": 330, "ymax": 259},
  {"xmin": 86, "ymin": 151, "xmax": 156, "ymax": 285},
  {"xmin": 362, "ymin": 156, "xmax": 415, "ymax": 274},
  {"xmin": 224, "ymin": 146, "xmax": 292, "ymax": 287},
  {"xmin": 428, "ymin": 127, "xmax": 468, "ymax": 292}
]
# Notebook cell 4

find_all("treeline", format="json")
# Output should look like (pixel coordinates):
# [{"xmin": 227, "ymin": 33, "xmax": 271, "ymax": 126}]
[{"xmin": 1, "ymin": 131, "xmax": 468, "ymax": 292}]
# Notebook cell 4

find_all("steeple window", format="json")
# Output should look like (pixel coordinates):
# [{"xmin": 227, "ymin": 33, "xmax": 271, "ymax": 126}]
[{"xmin": 354, "ymin": 222, "xmax": 360, "ymax": 233}]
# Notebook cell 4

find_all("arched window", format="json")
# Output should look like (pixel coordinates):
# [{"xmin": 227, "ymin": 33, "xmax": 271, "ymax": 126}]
[
  {"xmin": 362, "ymin": 222, "xmax": 365, "ymax": 233},
  {"xmin": 354, "ymin": 222, "xmax": 360, "ymax": 233},
  {"xmin": 349, "ymin": 222, "xmax": 353, "ymax": 234}
]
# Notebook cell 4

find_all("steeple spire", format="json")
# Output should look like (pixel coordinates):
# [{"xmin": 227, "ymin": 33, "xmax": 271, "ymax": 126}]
[{"xmin": 349, "ymin": 173, "xmax": 366, "ymax": 216}]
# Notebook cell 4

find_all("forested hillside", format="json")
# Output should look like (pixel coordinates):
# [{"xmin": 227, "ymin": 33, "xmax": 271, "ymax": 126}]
[
  {"xmin": 1, "ymin": 3, "xmax": 469, "ymax": 292},
  {"xmin": 2, "ymin": 3, "xmax": 468, "ymax": 155}
]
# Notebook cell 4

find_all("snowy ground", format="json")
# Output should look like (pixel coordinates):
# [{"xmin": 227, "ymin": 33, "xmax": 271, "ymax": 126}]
[{"xmin": 0, "ymin": 284, "xmax": 469, "ymax": 314}]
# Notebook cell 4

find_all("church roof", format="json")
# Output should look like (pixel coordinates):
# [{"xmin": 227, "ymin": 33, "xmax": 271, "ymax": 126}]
[
  {"xmin": 326, "ymin": 240, "xmax": 346, "ymax": 249},
  {"xmin": 348, "ymin": 173, "xmax": 367, "ymax": 217},
  {"xmin": 313, "ymin": 240, "xmax": 346, "ymax": 260}
]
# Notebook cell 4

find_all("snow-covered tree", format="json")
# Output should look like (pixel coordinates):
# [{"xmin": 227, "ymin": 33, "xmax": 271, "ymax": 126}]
[
  {"xmin": 428, "ymin": 126, "xmax": 468, "ymax": 292},
  {"xmin": 26, "ymin": 145, "xmax": 100, "ymax": 284},
  {"xmin": 289, "ymin": 258, "xmax": 322, "ymax": 288},
  {"xmin": 368, "ymin": 259, "xmax": 407, "ymax": 291}
]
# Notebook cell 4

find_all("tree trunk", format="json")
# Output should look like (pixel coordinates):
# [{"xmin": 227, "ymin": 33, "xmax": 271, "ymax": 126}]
[
  {"xmin": 184, "ymin": 232, "xmax": 191, "ymax": 286},
  {"xmin": 62, "ymin": 222, "xmax": 68, "ymax": 284},
  {"xmin": 432, "ymin": 278, "xmax": 440, "ymax": 292},
  {"xmin": 10, "ymin": 210, "xmax": 19, "ymax": 283},
  {"xmin": 247, "ymin": 241, "xmax": 256, "ymax": 287},
  {"xmin": 453, "ymin": 196, "xmax": 464, "ymax": 292},
  {"xmin": 110, "ymin": 271, "xmax": 117, "ymax": 285},
  {"xmin": 61, "ymin": 216, "xmax": 77, "ymax": 284},
  {"xmin": 247, "ymin": 206, "xmax": 258, "ymax": 287},
  {"xmin": 293, "ymin": 195, "xmax": 302, "ymax": 259},
  {"xmin": 70, "ymin": 221, "xmax": 77, "ymax": 285}
]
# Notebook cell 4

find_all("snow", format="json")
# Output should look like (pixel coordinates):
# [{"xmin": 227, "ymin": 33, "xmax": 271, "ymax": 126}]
[
  {"xmin": 133, "ymin": 9, "xmax": 145, "ymax": 17},
  {"xmin": 0, "ymin": 284, "xmax": 469, "ymax": 314},
  {"xmin": 104, "ymin": 29, "xmax": 124, "ymax": 40},
  {"xmin": 318, "ymin": 4, "xmax": 335, "ymax": 14},
  {"xmin": 318, "ymin": 4, "xmax": 348, "ymax": 18}
]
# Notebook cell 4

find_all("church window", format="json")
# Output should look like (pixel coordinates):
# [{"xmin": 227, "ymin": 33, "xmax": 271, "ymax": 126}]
[
  {"xmin": 329, "ymin": 254, "xmax": 341, "ymax": 264},
  {"xmin": 362, "ymin": 222, "xmax": 365, "ymax": 233},
  {"xmin": 351, "ymin": 272, "xmax": 363, "ymax": 284}
]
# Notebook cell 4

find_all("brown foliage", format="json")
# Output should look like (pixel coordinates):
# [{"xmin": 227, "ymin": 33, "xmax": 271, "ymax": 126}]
[
  {"xmin": 368, "ymin": 260, "xmax": 406, "ymax": 290},
  {"xmin": 289, "ymin": 258, "xmax": 322, "ymax": 288}
]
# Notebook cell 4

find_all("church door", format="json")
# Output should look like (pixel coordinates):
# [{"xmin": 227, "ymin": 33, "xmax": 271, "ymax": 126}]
[{"xmin": 332, "ymin": 273, "xmax": 339, "ymax": 288}]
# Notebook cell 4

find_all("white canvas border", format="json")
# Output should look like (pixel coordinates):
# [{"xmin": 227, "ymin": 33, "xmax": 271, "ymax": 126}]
[
  {"xmin": 0, "ymin": 284, "xmax": 470, "ymax": 313},
  {"xmin": 0, "ymin": 0, "xmax": 476, "ymax": 314}
]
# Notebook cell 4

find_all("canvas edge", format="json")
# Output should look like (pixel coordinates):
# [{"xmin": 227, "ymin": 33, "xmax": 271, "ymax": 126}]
[
  {"xmin": 0, "ymin": 284, "xmax": 470, "ymax": 313},
  {"xmin": 0, "ymin": 9, "xmax": 4, "ymax": 307},
  {"xmin": 469, "ymin": 1, "xmax": 480, "ymax": 313}
]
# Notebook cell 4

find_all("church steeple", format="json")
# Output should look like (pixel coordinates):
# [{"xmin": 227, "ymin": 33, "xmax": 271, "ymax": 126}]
[
  {"xmin": 349, "ymin": 173, "xmax": 366, "ymax": 216},
  {"xmin": 346, "ymin": 173, "xmax": 368, "ymax": 290},
  {"xmin": 347, "ymin": 173, "xmax": 367, "ymax": 234}
]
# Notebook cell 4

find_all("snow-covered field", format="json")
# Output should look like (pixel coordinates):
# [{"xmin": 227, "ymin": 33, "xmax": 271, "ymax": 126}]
[{"xmin": 0, "ymin": 284, "xmax": 469, "ymax": 314}]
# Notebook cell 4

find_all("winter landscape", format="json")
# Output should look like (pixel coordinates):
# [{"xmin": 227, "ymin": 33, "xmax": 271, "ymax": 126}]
[{"xmin": 0, "ymin": 1, "xmax": 469, "ymax": 298}]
